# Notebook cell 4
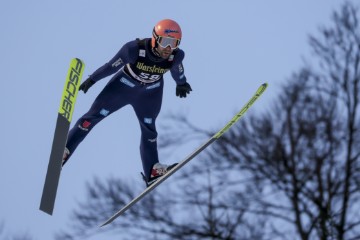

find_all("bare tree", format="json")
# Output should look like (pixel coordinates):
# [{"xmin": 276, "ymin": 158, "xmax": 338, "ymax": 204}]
[
  {"xmin": 0, "ymin": 221, "xmax": 33, "ymax": 240},
  {"xmin": 205, "ymin": 2, "xmax": 360, "ymax": 239},
  {"xmin": 56, "ymin": 172, "xmax": 267, "ymax": 240},
  {"xmin": 308, "ymin": 3, "xmax": 360, "ymax": 239}
]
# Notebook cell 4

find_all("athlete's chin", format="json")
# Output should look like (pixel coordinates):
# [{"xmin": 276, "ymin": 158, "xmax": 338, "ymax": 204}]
[
  {"xmin": 161, "ymin": 53, "xmax": 171, "ymax": 59},
  {"xmin": 160, "ymin": 50, "xmax": 171, "ymax": 57}
]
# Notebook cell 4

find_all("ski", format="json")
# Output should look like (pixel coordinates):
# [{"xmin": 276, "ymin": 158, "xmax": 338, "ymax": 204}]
[
  {"xmin": 100, "ymin": 83, "xmax": 268, "ymax": 227},
  {"xmin": 40, "ymin": 58, "xmax": 85, "ymax": 215}
]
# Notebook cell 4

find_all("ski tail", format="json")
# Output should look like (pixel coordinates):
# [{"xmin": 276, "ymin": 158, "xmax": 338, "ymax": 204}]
[{"xmin": 40, "ymin": 58, "xmax": 85, "ymax": 215}]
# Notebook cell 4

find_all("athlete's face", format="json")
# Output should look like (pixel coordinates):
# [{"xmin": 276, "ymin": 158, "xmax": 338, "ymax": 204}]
[{"xmin": 156, "ymin": 45, "xmax": 173, "ymax": 59}]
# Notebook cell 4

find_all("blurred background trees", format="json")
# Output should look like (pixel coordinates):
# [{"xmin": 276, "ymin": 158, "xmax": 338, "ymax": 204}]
[{"xmin": 0, "ymin": 221, "xmax": 33, "ymax": 240}]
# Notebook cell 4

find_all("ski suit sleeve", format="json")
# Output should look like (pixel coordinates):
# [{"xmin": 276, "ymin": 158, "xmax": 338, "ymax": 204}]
[
  {"xmin": 170, "ymin": 49, "xmax": 187, "ymax": 85},
  {"xmin": 89, "ymin": 40, "xmax": 138, "ymax": 82}
]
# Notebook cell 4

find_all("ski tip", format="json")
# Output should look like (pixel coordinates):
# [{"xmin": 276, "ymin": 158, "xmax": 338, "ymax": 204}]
[{"xmin": 258, "ymin": 83, "xmax": 268, "ymax": 93}]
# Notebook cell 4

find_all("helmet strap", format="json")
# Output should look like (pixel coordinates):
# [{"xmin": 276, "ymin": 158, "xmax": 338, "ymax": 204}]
[
  {"xmin": 151, "ymin": 47, "xmax": 161, "ymax": 57},
  {"xmin": 152, "ymin": 28, "xmax": 159, "ymax": 48}
]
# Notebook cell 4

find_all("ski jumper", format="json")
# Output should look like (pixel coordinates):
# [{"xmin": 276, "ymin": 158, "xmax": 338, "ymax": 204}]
[{"xmin": 64, "ymin": 38, "xmax": 187, "ymax": 180}]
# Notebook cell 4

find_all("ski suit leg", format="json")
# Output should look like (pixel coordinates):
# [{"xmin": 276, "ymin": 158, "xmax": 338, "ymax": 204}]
[
  {"xmin": 131, "ymin": 81, "xmax": 164, "ymax": 180},
  {"xmin": 64, "ymin": 74, "xmax": 131, "ymax": 163}
]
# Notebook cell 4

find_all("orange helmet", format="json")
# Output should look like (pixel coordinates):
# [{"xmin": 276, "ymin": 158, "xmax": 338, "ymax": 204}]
[{"xmin": 152, "ymin": 19, "xmax": 182, "ymax": 49}]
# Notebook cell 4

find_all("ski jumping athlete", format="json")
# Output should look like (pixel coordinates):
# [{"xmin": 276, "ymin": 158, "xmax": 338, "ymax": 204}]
[{"xmin": 62, "ymin": 19, "xmax": 192, "ymax": 186}]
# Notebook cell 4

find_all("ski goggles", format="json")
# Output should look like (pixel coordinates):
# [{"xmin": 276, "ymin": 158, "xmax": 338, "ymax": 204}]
[{"xmin": 157, "ymin": 36, "xmax": 181, "ymax": 49}]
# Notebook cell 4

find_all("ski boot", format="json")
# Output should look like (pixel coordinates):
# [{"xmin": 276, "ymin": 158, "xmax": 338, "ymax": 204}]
[
  {"xmin": 62, "ymin": 148, "xmax": 70, "ymax": 166},
  {"xmin": 142, "ymin": 162, "xmax": 177, "ymax": 187}
]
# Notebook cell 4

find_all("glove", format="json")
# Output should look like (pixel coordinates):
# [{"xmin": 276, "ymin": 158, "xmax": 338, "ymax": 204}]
[
  {"xmin": 176, "ymin": 82, "xmax": 192, "ymax": 98},
  {"xmin": 79, "ymin": 78, "xmax": 95, "ymax": 93}
]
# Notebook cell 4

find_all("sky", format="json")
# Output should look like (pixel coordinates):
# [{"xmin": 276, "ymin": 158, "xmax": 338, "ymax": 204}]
[{"xmin": 0, "ymin": 0, "xmax": 356, "ymax": 239}]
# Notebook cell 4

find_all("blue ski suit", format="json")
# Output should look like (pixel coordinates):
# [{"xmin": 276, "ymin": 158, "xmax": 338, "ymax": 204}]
[{"xmin": 65, "ymin": 38, "xmax": 188, "ymax": 180}]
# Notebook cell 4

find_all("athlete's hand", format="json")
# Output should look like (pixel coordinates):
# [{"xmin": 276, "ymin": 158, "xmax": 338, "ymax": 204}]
[
  {"xmin": 176, "ymin": 82, "xmax": 192, "ymax": 98},
  {"xmin": 79, "ymin": 78, "xmax": 95, "ymax": 93}
]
